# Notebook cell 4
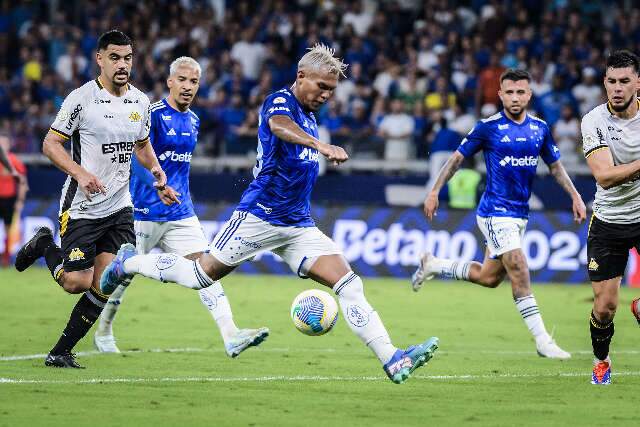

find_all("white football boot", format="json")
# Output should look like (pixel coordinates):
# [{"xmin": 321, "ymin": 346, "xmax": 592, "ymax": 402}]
[
  {"xmin": 94, "ymin": 334, "xmax": 121, "ymax": 353},
  {"xmin": 536, "ymin": 338, "xmax": 571, "ymax": 359},
  {"xmin": 225, "ymin": 327, "xmax": 269, "ymax": 358},
  {"xmin": 411, "ymin": 252, "xmax": 435, "ymax": 292}
]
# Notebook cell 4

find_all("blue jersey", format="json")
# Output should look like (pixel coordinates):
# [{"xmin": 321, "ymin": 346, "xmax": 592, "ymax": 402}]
[
  {"xmin": 130, "ymin": 98, "xmax": 198, "ymax": 221},
  {"xmin": 457, "ymin": 111, "xmax": 561, "ymax": 219},
  {"xmin": 236, "ymin": 88, "xmax": 320, "ymax": 227}
]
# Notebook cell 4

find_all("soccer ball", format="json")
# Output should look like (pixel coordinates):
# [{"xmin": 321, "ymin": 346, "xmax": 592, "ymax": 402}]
[{"xmin": 290, "ymin": 289, "xmax": 339, "ymax": 336}]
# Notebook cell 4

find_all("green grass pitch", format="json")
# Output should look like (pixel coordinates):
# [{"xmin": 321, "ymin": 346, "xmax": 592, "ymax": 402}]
[{"xmin": 1, "ymin": 268, "xmax": 638, "ymax": 426}]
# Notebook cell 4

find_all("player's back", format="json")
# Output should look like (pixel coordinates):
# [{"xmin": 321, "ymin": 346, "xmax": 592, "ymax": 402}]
[
  {"xmin": 130, "ymin": 98, "xmax": 198, "ymax": 222},
  {"xmin": 458, "ymin": 111, "xmax": 560, "ymax": 218},
  {"xmin": 236, "ymin": 88, "xmax": 320, "ymax": 227}
]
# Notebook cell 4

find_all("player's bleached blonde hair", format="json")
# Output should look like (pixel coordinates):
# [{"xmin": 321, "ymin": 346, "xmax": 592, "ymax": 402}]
[
  {"xmin": 169, "ymin": 56, "xmax": 202, "ymax": 77},
  {"xmin": 298, "ymin": 43, "xmax": 348, "ymax": 78}
]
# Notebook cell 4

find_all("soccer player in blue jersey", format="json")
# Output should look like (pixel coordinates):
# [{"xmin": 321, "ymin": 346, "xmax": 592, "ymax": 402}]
[
  {"xmin": 101, "ymin": 44, "xmax": 439, "ymax": 384},
  {"xmin": 94, "ymin": 57, "xmax": 268, "ymax": 357},
  {"xmin": 412, "ymin": 69, "xmax": 587, "ymax": 359}
]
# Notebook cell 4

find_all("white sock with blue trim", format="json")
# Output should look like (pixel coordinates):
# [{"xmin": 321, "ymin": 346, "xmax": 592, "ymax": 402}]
[
  {"xmin": 199, "ymin": 283, "xmax": 239, "ymax": 343},
  {"xmin": 123, "ymin": 254, "xmax": 214, "ymax": 290},
  {"xmin": 514, "ymin": 294, "xmax": 551, "ymax": 345},
  {"xmin": 429, "ymin": 257, "xmax": 472, "ymax": 280},
  {"xmin": 334, "ymin": 272, "xmax": 397, "ymax": 364}
]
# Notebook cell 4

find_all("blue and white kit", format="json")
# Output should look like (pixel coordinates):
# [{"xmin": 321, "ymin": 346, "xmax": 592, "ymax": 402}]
[
  {"xmin": 210, "ymin": 88, "xmax": 341, "ymax": 274},
  {"xmin": 458, "ymin": 111, "xmax": 561, "ymax": 256},
  {"xmin": 130, "ymin": 98, "xmax": 207, "ymax": 255}
]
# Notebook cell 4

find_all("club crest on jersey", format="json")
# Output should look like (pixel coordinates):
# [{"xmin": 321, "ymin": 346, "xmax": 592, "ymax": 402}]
[
  {"xmin": 129, "ymin": 111, "xmax": 142, "ymax": 122},
  {"xmin": 69, "ymin": 248, "xmax": 85, "ymax": 262}
]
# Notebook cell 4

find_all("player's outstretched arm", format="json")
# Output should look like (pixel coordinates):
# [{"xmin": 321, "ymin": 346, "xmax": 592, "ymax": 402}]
[
  {"xmin": 423, "ymin": 151, "xmax": 465, "ymax": 221},
  {"xmin": 268, "ymin": 115, "xmax": 348, "ymax": 165},
  {"xmin": 586, "ymin": 147, "xmax": 640, "ymax": 190},
  {"xmin": 43, "ymin": 130, "xmax": 106, "ymax": 201},
  {"xmin": 548, "ymin": 161, "xmax": 586, "ymax": 223}
]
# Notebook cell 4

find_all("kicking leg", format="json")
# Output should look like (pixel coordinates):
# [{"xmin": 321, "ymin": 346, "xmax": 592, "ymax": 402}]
[
  {"xmin": 411, "ymin": 249, "xmax": 507, "ymax": 292},
  {"xmin": 501, "ymin": 248, "xmax": 570, "ymax": 359},
  {"xmin": 306, "ymin": 254, "xmax": 438, "ymax": 384}
]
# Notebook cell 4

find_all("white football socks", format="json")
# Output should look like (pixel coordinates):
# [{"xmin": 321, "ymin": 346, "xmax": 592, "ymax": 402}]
[
  {"xmin": 333, "ymin": 272, "xmax": 397, "ymax": 364},
  {"xmin": 199, "ymin": 283, "xmax": 239, "ymax": 343},
  {"xmin": 429, "ymin": 257, "xmax": 472, "ymax": 280},
  {"xmin": 95, "ymin": 284, "xmax": 127, "ymax": 336},
  {"xmin": 514, "ymin": 294, "xmax": 551, "ymax": 344},
  {"xmin": 123, "ymin": 254, "xmax": 214, "ymax": 289}
]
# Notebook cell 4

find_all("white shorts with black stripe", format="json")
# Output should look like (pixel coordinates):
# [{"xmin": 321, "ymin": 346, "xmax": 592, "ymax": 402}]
[
  {"xmin": 209, "ymin": 210, "xmax": 342, "ymax": 277},
  {"xmin": 476, "ymin": 215, "xmax": 528, "ymax": 258}
]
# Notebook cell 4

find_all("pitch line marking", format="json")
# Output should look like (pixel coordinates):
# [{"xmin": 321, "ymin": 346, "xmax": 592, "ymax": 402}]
[
  {"xmin": 2, "ymin": 347, "xmax": 640, "ymax": 362},
  {"xmin": 2, "ymin": 371, "xmax": 640, "ymax": 385}
]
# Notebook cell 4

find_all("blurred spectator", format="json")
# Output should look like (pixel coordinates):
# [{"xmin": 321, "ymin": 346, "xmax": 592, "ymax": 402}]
[
  {"xmin": 476, "ymin": 53, "xmax": 505, "ymax": 115},
  {"xmin": 377, "ymin": 99, "xmax": 415, "ymax": 161},
  {"xmin": 0, "ymin": 134, "xmax": 27, "ymax": 266},
  {"xmin": 55, "ymin": 42, "xmax": 88, "ymax": 83},
  {"xmin": 572, "ymin": 67, "xmax": 604, "ymax": 116},
  {"xmin": 426, "ymin": 114, "xmax": 463, "ymax": 192},
  {"xmin": 344, "ymin": 98, "xmax": 378, "ymax": 158},
  {"xmin": 535, "ymin": 75, "xmax": 577, "ymax": 127},
  {"xmin": 230, "ymin": 29, "xmax": 267, "ymax": 81},
  {"xmin": 553, "ymin": 104, "xmax": 581, "ymax": 169}
]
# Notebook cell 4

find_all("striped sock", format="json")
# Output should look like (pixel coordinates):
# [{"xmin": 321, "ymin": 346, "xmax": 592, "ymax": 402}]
[
  {"xmin": 430, "ymin": 257, "xmax": 472, "ymax": 280},
  {"xmin": 514, "ymin": 294, "xmax": 550, "ymax": 344},
  {"xmin": 124, "ymin": 254, "xmax": 214, "ymax": 290}
]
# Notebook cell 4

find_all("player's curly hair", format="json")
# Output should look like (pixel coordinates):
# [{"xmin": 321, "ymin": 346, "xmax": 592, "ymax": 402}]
[
  {"xmin": 298, "ymin": 43, "xmax": 348, "ymax": 78},
  {"xmin": 607, "ymin": 50, "xmax": 640, "ymax": 74}
]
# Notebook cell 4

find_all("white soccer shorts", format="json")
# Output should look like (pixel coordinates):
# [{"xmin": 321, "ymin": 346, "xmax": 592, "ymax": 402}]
[
  {"xmin": 209, "ymin": 211, "xmax": 342, "ymax": 277},
  {"xmin": 135, "ymin": 216, "xmax": 208, "ymax": 256},
  {"xmin": 476, "ymin": 215, "xmax": 528, "ymax": 258}
]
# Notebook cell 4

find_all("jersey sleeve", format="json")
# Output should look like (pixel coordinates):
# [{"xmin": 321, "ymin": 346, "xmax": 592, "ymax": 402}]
[
  {"xmin": 540, "ymin": 124, "xmax": 561, "ymax": 165},
  {"xmin": 581, "ymin": 112, "xmax": 608, "ymax": 159},
  {"xmin": 148, "ymin": 108, "xmax": 158, "ymax": 146},
  {"xmin": 136, "ymin": 98, "xmax": 151, "ymax": 143},
  {"xmin": 457, "ymin": 122, "xmax": 486, "ymax": 157},
  {"xmin": 262, "ymin": 91, "xmax": 296, "ymax": 123},
  {"xmin": 50, "ymin": 88, "xmax": 84, "ymax": 140}
]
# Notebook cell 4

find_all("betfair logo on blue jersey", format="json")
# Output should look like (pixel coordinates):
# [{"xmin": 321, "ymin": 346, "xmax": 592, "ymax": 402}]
[
  {"xmin": 499, "ymin": 155, "xmax": 538, "ymax": 167},
  {"xmin": 298, "ymin": 147, "xmax": 319, "ymax": 162},
  {"xmin": 158, "ymin": 150, "xmax": 192, "ymax": 162}
]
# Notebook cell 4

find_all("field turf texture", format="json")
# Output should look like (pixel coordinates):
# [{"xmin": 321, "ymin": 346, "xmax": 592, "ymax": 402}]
[{"xmin": 1, "ymin": 268, "xmax": 638, "ymax": 426}]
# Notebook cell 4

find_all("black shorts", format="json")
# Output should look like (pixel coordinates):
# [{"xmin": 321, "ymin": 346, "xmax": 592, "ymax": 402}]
[
  {"xmin": 60, "ymin": 207, "xmax": 135, "ymax": 272},
  {"xmin": 587, "ymin": 214, "xmax": 640, "ymax": 282},
  {"xmin": 0, "ymin": 197, "xmax": 16, "ymax": 225}
]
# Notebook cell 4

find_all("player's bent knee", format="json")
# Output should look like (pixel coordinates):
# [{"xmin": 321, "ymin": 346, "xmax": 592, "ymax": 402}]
[{"xmin": 198, "ymin": 253, "xmax": 233, "ymax": 281}]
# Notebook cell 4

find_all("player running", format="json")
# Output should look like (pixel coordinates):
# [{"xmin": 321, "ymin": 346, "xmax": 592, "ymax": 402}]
[
  {"xmin": 93, "ymin": 56, "xmax": 268, "ymax": 357},
  {"xmin": 101, "ymin": 44, "xmax": 439, "ymax": 384},
  {"xmin": 580, "ymin": 50, "xmax": 640, "ymax": 385},
  {"xmin": 13, "ymin": 30, "xmax": 178, "ymax": 368},
  {"xmin": 412, "ymin": 68, "xmax": 586, "ymax": 359}
]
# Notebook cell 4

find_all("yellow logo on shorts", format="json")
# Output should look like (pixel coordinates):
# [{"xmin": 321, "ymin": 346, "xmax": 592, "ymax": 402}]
[
  {"xmin": 588, "ymin": 258, "xmax": 599, "ymax": 271},
  {"xmin": 129, "ymin": 111, "xmax": 141, "ymax": 122},
  {"xmin": 69, "ymin": 248, "xmax": 85, "ymax": 262}
]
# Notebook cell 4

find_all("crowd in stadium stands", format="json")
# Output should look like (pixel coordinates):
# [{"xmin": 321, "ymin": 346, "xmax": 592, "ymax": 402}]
[{"xmin": 1, "ymin": 0, "xmax": 639, "ymax": 169}]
